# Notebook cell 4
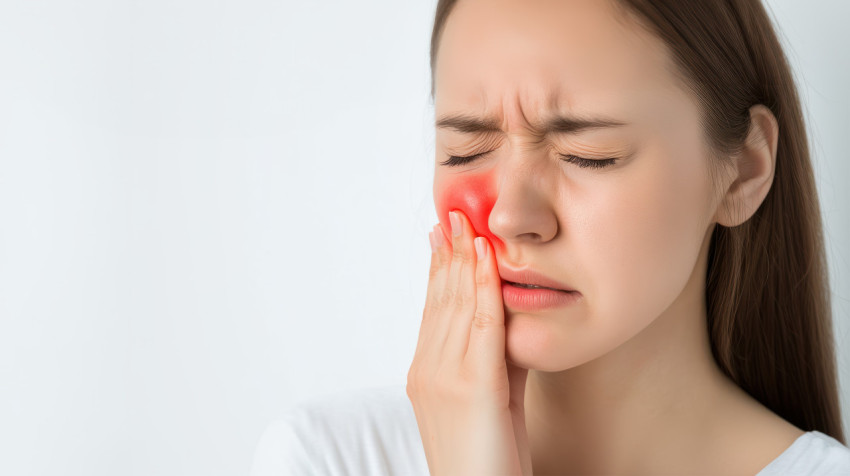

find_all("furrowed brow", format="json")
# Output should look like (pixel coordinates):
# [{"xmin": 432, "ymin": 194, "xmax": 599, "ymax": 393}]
[{"xmin": 435, "ymin": 113, "xmax": 627, "ymax": 135}]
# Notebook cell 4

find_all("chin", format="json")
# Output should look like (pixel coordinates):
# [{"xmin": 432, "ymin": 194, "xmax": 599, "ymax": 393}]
[
  {"xmin": 504, "ymin": 314, "xmax": 569, "ymax": 372},
  {"xmin": 504, "ymin": 311, "xmax": 608, "ymax": 372}
]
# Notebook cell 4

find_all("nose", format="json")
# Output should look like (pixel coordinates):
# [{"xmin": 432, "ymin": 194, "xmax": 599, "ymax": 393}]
[{"xmin": 487, "ymin": 160, "xmax": 558, "ymax": 248}]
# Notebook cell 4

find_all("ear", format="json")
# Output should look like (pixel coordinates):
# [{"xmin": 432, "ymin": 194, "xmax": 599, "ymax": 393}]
[{"xmin": 713, "ymin": 104, "xmax": 779, "ymax": 227}]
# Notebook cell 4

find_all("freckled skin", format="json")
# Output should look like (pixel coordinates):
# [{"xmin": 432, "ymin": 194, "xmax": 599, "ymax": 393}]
[{"xmin": 434, "ymin": 171, "xmax": 505, "ymax": 253}]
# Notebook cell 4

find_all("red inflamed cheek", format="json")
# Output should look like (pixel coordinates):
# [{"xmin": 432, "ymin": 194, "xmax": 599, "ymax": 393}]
[{"xmin": 435, "ymin": 172, "xmax": 504, "ymax": 252}]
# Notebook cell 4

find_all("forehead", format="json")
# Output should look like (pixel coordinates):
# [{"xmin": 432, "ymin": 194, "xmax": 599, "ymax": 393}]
[{"xmin": 434, "ymin": 0, "xmax": 684, "ymax": 130}]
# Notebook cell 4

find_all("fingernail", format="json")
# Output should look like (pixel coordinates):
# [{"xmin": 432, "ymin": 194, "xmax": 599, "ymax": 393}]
[
  {"xmin": 428, "ymin": 231, "xmax": 437, "ymax": 253},
  {"xmin": 433, "ymin": 224, "xmax": 444, "ymax": 248},
  {"xmin": 450, "ymin": 211, "xmax": 462, "ymax": 237},
  {"xmin": 474, "ymin": 237, "xmax": 486, "ymax": 261}
]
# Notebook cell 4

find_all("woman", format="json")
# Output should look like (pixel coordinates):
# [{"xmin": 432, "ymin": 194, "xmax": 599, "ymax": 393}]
[{"xmin": 251, "ymin": 0, "xmax": 850, "ymax": 474}]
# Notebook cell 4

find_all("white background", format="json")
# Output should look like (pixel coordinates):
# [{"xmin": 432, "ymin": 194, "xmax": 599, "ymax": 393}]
[{"xmin": 0, "ymin": 1, "xmax": 847, "ymax": 475}]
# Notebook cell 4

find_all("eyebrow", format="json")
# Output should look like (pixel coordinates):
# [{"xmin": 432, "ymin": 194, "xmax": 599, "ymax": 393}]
[{"xmin": 435, "ymin": 113, "xmax": 628, "ymax": 135}]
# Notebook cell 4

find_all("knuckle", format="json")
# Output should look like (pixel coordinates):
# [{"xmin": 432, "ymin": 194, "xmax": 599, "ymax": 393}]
[
  {"xmin": 451, "ymin": 289, "xmax": 466, "ymax": 308},
  {"xmin": 451, "ymin": 245, "xmax": 466, "ymax": 262},
  {"xmin": 406, "ymin": 366, "xmax": 423, "ymax": 392},
  {"xmin": 428, "ymin": 263, "xmax": 440, "ymax": 280},
  {"xmin": 472, "ymin": 310, "xmax": 497, "ymax": 330},
  {"xmin": 426, "ymin": 288, "xmax": 448, "ymax": 313},
  {"xmin": 443, "ymin": 287, "xmax": 471, "ymax": 310},
  {"xmin": 437, "ymin": 288, "xmax": 456, "ymax": 309},
  {"xmin": 454, "ymin": 248, "xmax": 475, "ymax": 265},
  {"xmin": 457, "ymin": 291, "xmax": 473, "ymax": 309}
]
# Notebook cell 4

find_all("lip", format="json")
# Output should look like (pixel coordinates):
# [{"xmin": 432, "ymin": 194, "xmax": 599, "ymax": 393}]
[
  {"xmin": 498, "ymin": 265, "xmax": 576, "ymax": 292},
  {"xmin": 501, "ymin": 283, "xmax": 581, "ymax": 311}
]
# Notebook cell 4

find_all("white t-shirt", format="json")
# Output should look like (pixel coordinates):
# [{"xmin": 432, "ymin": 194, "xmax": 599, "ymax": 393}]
[{"xmin": 250, "ymin": 384, "xmax": 850, "ymax": 476}]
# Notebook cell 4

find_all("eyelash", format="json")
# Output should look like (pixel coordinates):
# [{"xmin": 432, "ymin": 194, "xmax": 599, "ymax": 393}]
[{"xmin": 439, "ymin": 152, "xmax": 618, "ymax": 169}]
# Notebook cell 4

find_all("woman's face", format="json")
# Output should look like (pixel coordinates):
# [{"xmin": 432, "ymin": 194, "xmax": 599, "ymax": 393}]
[{"xmin": 433, "ymin": 0, "xmax": 724, "ymax": 371}]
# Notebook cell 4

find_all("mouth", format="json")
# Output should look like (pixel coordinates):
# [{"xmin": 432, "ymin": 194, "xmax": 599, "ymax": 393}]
[
  {"xmin": 498, "ymin": 264, "xmax": 577, "ymax": 294},
  {"xmin": 500, "ymin": 278, "xmax": 582, "ymax": 310},
  {"xmin": 501, "ymin": 280, "xmax": 573, "ymax": 293}
]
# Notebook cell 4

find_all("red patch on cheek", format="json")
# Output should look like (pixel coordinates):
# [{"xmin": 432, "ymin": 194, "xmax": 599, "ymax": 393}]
[{"xmin": 435, "ymin": 172, "xmax": 505, "ymax": 252}]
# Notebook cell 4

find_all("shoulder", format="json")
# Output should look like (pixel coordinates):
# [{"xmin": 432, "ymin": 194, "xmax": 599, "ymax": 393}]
[
  {"xmin": 756, "ymin": 431, "xmax": 850, "ymax": 476},
  {"xmin": 249, "ymin": 384, "xmax": 429, "ymax": 476}
]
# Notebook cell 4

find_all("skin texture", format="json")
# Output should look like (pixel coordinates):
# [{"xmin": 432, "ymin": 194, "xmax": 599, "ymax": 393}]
[{"xmin": 415, "ymin": 0, "xmax": 806, "ymax": 474}]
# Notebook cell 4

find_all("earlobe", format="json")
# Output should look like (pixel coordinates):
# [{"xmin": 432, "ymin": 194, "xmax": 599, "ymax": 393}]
[{"xmin": 714, "ymin": 104, "xmax": 779, "ymax": 228}]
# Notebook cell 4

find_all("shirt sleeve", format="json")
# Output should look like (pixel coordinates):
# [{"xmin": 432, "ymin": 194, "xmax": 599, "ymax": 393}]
[
  {"xmin": 248, "ymin": 385, "xmax": 429, "ymax": 476},
  {"xmin": 808, "ymin": 437, "xmax": 850, "ymax": 475},
  {"xmin": 756, "ymin": 431, "xmax": 850, "ymax": 476}
]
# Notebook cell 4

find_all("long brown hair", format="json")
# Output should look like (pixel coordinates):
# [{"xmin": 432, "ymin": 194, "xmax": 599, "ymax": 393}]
[{"xmin": 429, "ymin": 0, "xmax": 845, "ymax": 444}]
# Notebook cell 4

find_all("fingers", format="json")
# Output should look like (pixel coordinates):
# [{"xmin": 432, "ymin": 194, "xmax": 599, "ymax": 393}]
[
  {"xmin": 465, "ymin": 232, "xmax": 507, "ymax": 374},
  {"xmin": 441, "ymin": 210, "xmax": 481, "ymax": 362},
  {"xmin": 417, "ymin": 223, "xmax": 450, "ymax": 360},
  {"xmin": 447, "ymin": 211, "xmax": 477, "ymax": 314},
  {"xmin": 419, "ymin": 209, "xmax": 504, "ymax": 370}
]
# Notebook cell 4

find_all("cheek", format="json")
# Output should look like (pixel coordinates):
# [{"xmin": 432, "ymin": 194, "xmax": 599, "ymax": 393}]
[
  {"xmin": 586, "ymin": 152, "xmax": 709, "ymax": 322},
  {"xmin": 434, "ymin": 172, "xmax": 505, "ymax": 251}
]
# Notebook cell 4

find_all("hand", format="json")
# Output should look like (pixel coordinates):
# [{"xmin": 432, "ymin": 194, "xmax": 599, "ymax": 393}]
[{"xmin": 406, "ymin": 209, "xmax": 531, "ymax": 476}]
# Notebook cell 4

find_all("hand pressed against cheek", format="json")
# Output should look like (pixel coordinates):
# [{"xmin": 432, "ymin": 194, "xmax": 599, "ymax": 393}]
[{"xmin": 434, "ymin": 172, "xmax": 505, "ymax": 252}]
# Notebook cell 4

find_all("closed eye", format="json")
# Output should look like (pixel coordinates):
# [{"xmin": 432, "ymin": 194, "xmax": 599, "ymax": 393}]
[
  {"xmin": 438, "ymin": 152, "xmax": 491, "ymax": 167},
  {"xmin": 559, "ymin": 154, "xmax": 618, "ymax": 169},
  {"xmin": 439, "ymin": 152, "xmax": 618, "ymax": 169}
]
